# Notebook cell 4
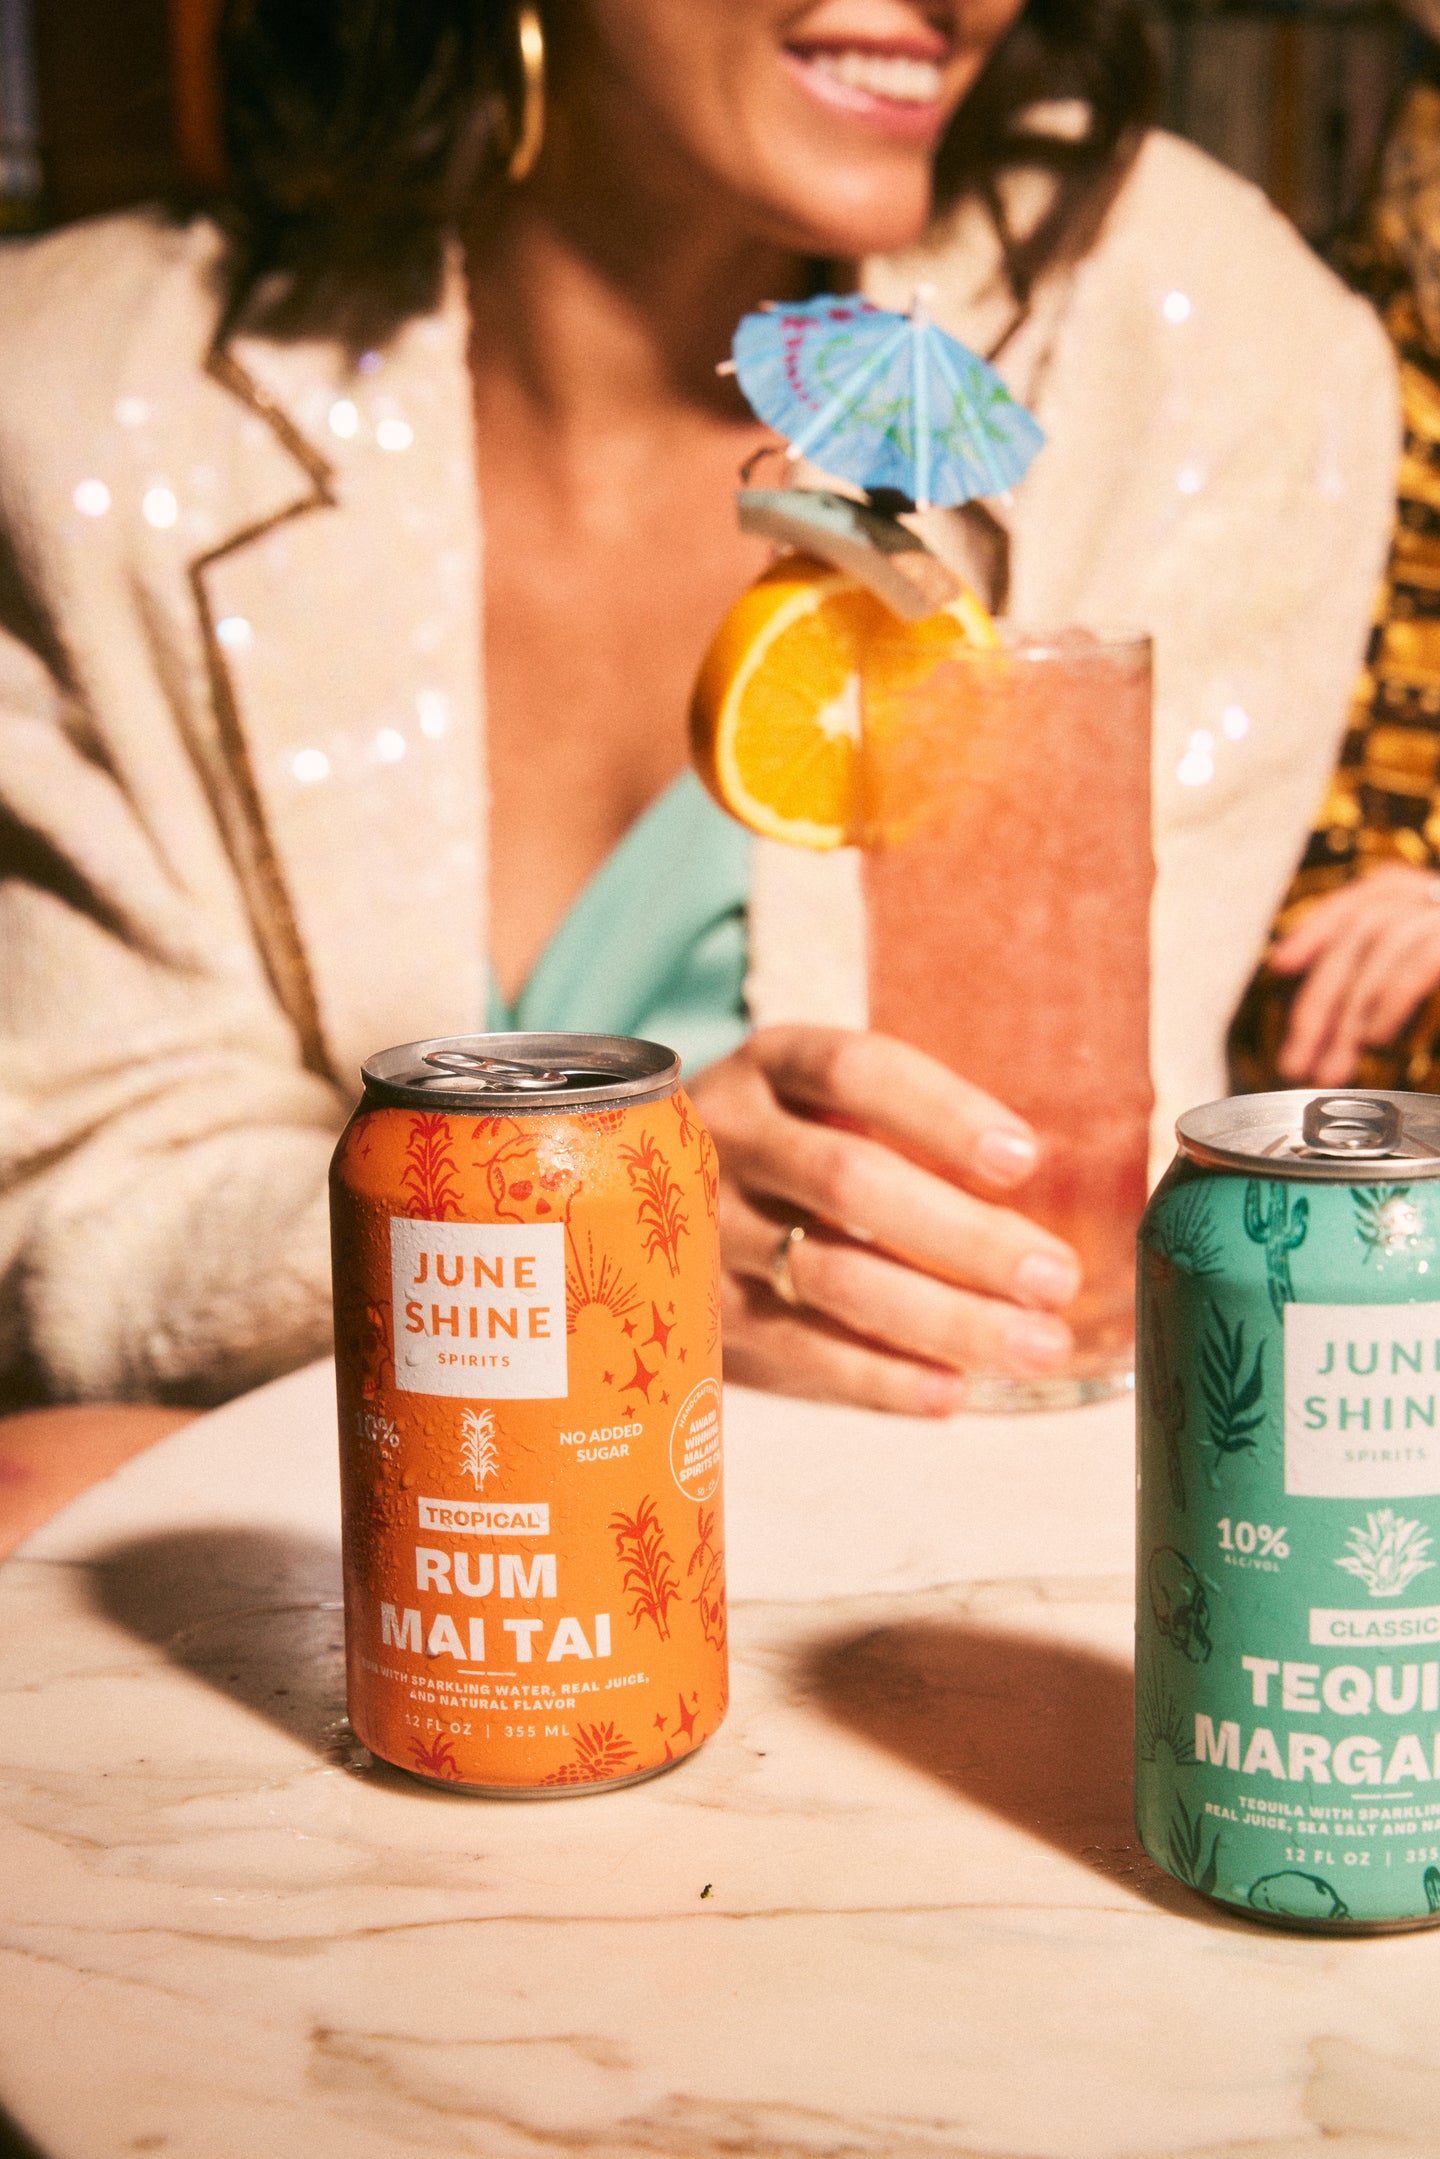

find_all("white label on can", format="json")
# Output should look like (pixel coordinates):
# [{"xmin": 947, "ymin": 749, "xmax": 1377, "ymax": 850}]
[
  {"xmin": 417, "ymin": 1498, "xmax": 550, "ymax": 1535},
  {"xmin": 1285, "ymin": 1303, "xmax": 1440, "ymax": 1497},
  {"xmin": 1309, "ymin": 1603, "xmax": 1440, "ymax": 1645},
  {"xmin": 390, "ymin": 1218, "xmax": 567, "ymax": 1398}
]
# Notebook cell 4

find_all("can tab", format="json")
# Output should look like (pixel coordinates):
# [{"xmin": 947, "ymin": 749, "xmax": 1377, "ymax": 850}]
[
  {"xmin": 1299, "ymin": 1094, "xmax": 1402, "ymax": 1160},
  {"xmin": 419, "ymin": 1050, "xmax": 612, "ymax": 1094}
]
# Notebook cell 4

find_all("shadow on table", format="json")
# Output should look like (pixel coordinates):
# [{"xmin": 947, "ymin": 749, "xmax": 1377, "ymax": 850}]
[
  {"xmin": 800, "ymin": 1617, "xmax": 1226, "ymax": 1922},
  {"xmin": 85, "ymin": 1526, "xmax": 352, "ymax": 1761}
]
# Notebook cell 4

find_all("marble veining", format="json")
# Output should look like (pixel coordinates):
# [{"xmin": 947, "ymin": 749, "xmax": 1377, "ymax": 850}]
[{"xmin": 3, "ymin": 1362, "xmax": 1440, "ymax": 2156}]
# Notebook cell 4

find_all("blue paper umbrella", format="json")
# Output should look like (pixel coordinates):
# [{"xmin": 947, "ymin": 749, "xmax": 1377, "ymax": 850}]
[{"xmin": 730, "ymin": 290, "xmax": 1044, "ymax": 510}]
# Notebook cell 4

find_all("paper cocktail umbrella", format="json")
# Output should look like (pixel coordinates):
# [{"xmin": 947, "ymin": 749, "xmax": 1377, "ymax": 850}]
[{"xmin": 728, "ymin": 289, "xmax": 1044, "ymax": 511}]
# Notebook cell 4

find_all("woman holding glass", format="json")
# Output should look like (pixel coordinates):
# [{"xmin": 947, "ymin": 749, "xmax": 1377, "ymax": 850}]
[{"xmin": 0, "ymin": 0, "xmax": 1396, "ymax": 1444}]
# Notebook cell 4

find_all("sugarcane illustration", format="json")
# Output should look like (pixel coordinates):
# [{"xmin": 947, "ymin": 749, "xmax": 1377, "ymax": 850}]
[{"xmin": 1243, "ymin": 1181, "xmax": 1308, "ymax": 1320}]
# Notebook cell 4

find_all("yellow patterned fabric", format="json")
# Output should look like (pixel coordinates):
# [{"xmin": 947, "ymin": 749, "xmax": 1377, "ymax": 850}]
[{"xmin": 1230, "ymin": 80, "xmax": 1440, "ymax": 1092}]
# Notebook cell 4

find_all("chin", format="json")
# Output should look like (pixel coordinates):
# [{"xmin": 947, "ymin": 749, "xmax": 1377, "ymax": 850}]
[{"xmin": 748, "ymin": 154, "xmax": 938, "ymax": 261}]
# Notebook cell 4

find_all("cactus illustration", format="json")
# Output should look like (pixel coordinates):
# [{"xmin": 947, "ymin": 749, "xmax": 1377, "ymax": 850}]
[
  {"xmin": 1243, "ymin": 1180, "xmax": 1308, "ymax": 1319},
  {"xmin": 1425, "ymin": 1867, "xmax": 1440, "ymax": 1916}
]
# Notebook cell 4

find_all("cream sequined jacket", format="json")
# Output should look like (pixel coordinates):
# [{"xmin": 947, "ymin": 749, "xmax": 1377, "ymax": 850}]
[{"xmin": 0, "ymin": 132, "xmax": 1398, "ymax": 1403}]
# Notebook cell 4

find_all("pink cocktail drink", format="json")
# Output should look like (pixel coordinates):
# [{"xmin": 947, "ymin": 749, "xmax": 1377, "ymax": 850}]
[{"xmin": 863, "ymin": 632, "xmax": 1153, "ymax": 1406}]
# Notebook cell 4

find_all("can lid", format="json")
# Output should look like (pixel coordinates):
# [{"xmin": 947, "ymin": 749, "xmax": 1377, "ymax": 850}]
[
  {"xmin": 360, "ymin": 1032, "xmax": 680, "ymax": 1113},
  {"xmin": 1177, "ymin": 1090, "xmax": 1440, "ymax": 1180}
]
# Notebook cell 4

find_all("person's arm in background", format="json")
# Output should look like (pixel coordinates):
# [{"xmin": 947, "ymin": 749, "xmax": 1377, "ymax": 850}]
[
  {"xmin": 1266, "ymin": 868, "xmax": 1440, "ymax": 1086},
  {"xmin": 0, "ymin": 608, "xmax": 343, "ymax": 1403},
  {"xmin": 0, "ymin": 219, "xmax": 358, "ymax": 1411},
  {"xmin": 1229, "ymin": 79, "xmax": 1440, "ymax": 1098},
  {"xmin": 0, "ymin": 1405, "xmax": 198, "ymax": 1559},
  {"xmin": 1238, "ymin": 369, "xmax": 1440, "ymax": 1091},
  {"xmin": 0, "ymin": 540, "xmax": 343, "ymax": 1407}
]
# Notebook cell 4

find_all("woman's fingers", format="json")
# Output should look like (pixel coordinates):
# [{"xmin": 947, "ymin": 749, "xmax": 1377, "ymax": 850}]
[
  {"xmin": 688, "ymin": 1025, "xmax": 1083, "ymax": 1416},
  {"xmin": 1278, "ymin": 871, "xmax": 1440, "ymax": 1082},
  {"xmin": 1271, "ymin": 887, "xmax": 1378, "ymax": 977},
  {"xmin": 738, "ymin": 1209, "xmax": 1072, "ymax": 1375},
  {"xmin": 746, "ymin": 1024, "xmax": 1040, "ymax": 1189},
  {"xmin": 727, "ymin": 1109, "xmax": 1079, "ymax": 1308},
  {"xmin": 1279, "ymin": 912, "xmax": 1388, "ymax": 1081},
  {"xmin": 1271, "ymin": 866, "xmax": 1434, "ymax": 975},
  {"xmin": 721, "ymin": 1275, "xmax": 968, "ymax": 1418},
  {"xmin": 1344, "ymin": 912, "xmax": 1440, "ymax": 1047}
]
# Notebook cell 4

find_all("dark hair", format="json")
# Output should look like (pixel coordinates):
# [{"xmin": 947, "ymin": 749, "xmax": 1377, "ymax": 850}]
[
  {"xmin": 216, "ymin": 0, "xmax": 1160, "ymax": 350},
  {"xmin": 935, "ymin": 0, "xmax": 1161, "ymax": 304}
]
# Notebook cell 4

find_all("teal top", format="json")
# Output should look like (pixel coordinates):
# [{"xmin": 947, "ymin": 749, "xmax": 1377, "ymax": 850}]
[{"xmin": 485, "ymin": 770, "xmax": 752, "ymax": 1077}]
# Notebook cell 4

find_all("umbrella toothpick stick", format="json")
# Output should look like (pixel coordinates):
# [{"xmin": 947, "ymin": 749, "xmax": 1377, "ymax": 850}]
[
  {"xmin": 728, "ymin": 289, "xmax": 1045, "ymax": 511},
  {"xmin": 910, "ymin": 286, "xmax": 934, "ymax": 511}
]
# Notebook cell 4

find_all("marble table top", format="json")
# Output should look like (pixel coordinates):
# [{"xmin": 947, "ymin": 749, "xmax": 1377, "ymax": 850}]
[{"xmin": 3, "ymin": 1363, "xmax": 1440, "ymax": 2157}]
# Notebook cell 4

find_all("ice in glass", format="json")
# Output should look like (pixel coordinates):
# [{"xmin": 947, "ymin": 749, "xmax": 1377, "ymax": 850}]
[{"xmin": 863, "ymin": 630, "xmax": 1154, "ymax": 1406}]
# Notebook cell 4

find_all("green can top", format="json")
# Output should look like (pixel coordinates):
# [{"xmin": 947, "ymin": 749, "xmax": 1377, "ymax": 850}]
[{"xmin": 1177, "ymin": 1090, "xmax": 1440, "ymax": 1183}]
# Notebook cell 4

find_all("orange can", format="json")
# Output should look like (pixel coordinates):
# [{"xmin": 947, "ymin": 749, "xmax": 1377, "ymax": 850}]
[{"xmin": 329, "ymin": 1033, "xmax": 727, "ymax": 1794}]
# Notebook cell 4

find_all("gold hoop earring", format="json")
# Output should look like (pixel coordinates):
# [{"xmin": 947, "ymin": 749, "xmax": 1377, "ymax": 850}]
[{"xmin": 506, "ymin": 5, "xmax": 546, "ymax": 183}]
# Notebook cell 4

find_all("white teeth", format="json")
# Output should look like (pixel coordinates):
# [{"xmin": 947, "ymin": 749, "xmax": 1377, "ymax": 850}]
[{"xmin": 806, "ymin": 49, "xmax": 944, "ymax": 105}]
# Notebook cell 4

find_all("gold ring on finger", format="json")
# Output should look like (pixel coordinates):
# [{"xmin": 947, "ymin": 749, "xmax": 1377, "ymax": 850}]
[{"xmin": 768, "ymin": 1220, "xmax": 808, "ymax": 1309}]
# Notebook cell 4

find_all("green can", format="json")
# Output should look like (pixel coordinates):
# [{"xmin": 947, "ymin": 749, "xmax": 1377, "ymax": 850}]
[{"xmin": 1137, "ymin": 1089, "xmax": 1440, "ymax": 1931}]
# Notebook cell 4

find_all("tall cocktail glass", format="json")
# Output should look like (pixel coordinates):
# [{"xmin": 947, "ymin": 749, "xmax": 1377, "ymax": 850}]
[{"xmin": 862, "ymin": 629, "xmax": 1153, "ymax": 1408}]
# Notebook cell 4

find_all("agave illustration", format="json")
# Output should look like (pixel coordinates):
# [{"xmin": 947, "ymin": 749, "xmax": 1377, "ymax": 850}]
[
  {"xmin": 1166, "ymin": 1793, "xmax": 1221, "ymax": 1896},
  {"xmin": 1336, "ymin": 1510, "xmax": 1436, "ymax": 1599}
]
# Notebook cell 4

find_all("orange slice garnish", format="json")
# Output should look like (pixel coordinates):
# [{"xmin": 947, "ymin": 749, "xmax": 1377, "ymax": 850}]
[{"xmin": 690, "ymin": 554, "xmax": 998, "ymax": 849}]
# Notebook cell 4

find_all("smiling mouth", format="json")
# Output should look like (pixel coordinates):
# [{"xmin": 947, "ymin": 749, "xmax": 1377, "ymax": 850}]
[
  {"xmin": 798, "ymin": 47, "xmax": 945, "ymax": 105},
  {"xmin": 782, "ymin": 38, "xmax": 951, "ymax": 135}
]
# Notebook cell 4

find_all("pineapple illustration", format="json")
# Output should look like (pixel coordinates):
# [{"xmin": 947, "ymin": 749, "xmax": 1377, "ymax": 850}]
[
  {"xmin": 460, "ymin": 1408, "xmax": 500, "ymax": 1490},
  {"xmin": 1336, "ymin": 1510, "xmax": 1436, "ymax": 1599},
  {"xmin": 540, "ymin": 1723, "xmax": 637, "ymax": 1786}
]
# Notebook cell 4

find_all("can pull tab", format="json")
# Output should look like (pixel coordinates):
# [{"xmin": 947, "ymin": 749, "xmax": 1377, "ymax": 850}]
[
  {"xmin": 422, "ymin": 1050, "xmax": 568, "ymax": 1092},
  {"xmin": 1301, "ymin": 1093, "xmax": 1402, "ymax": 1159}
]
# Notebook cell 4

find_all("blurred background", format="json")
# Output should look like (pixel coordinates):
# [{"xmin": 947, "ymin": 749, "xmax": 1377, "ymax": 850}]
[{"xmin": 0, "ymin": 0, "xmax": 1428, "ymax": 254}]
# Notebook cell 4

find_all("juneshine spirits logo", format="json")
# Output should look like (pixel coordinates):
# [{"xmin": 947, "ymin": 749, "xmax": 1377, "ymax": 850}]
[
  {"xmin": 1284, "ymin": 1304, "xmax": 1440, "ymax": 1498},
  {"xmin": 391, "ymin": 1218, "xmax": 567, "ymax": 1398}
]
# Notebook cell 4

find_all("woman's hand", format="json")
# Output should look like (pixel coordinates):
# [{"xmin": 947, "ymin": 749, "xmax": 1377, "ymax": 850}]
[
  {"xmin": 1270, "ymin": 865, "xmax": 1440, "ymax": 1086},
  {"xmin": 687, "ymin": 1025, "xmax": 1081, "ymax": 1418}
]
